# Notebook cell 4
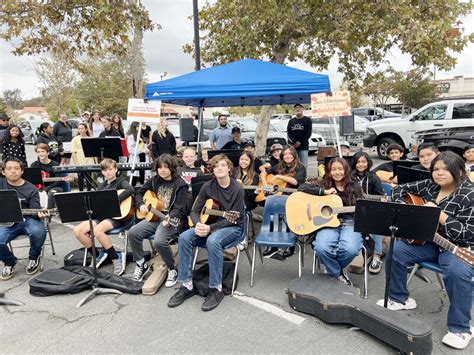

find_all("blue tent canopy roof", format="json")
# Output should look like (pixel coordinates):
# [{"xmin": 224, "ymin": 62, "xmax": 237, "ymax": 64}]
[{"xmin": 145, "ymin": 59, "xmax": 330, "ymax": 107}]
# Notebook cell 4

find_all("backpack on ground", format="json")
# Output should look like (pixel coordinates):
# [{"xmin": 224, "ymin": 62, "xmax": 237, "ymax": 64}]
[
  {"xmin": 192, "ymin": 261, "xmax": 238, "ymax": 297},
  {"xmin": 29, "ymin": 268, "xmax": 94, "ymax": 297}
]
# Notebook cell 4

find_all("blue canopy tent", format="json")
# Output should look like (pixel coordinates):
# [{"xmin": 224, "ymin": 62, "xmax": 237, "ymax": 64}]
[{"xmin": 145, "ymin": 58, "xmax": 331, "ymax": 107}]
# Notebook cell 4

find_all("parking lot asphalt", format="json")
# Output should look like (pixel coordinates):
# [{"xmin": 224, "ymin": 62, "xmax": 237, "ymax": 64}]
[{"xmin": 0, "ymin": 145, "xmax": 471, "ymax": 354}]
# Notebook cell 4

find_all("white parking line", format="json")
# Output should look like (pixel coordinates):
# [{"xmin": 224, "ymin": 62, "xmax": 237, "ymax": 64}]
[{"xmin": 233, "ymin": 291, "xmax": 306, "ymax": 325}]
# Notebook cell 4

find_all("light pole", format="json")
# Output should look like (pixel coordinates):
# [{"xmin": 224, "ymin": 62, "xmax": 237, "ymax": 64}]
[{"xmin": 160, "ymin": 72, "xmax": 167, "ymax": 81}]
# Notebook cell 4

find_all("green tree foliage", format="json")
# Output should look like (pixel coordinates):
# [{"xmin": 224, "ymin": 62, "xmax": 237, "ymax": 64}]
[
  {"xmin": 362, "ymin": 71, "xmax": 397, "ymax": 109},
  {"xmin": 0, "ymin": 1, "xmax": 155, "ymax": 68},
  {"xmin": 391, "ymin": 69, "xmax": 439, "ymax": 110},
  {"xmin": 2, "ymin": 89, "xmax": 23, "ymax": 110},
  {"xmin": 185, "ymin": 0, "xmax": 472, "ymax": 153}
]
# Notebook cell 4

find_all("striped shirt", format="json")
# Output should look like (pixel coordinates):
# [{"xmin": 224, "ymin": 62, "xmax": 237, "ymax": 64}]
[{"xmin": 393, "ymin": 179, "xmax": 474, "ymax": 247}]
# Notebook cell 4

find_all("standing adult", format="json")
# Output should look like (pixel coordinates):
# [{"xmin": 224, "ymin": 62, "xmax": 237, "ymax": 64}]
[
  {"xmin": 36, "ymin": 122, "xmax": 63, "ymax": 163},
  {"xmin": 287, "ymin": 103, "xmax": 312, "ymax": 167},
  {"xmin": 151, "ymin": 117, "xmax": 177, "ymax": 159},
  {"xmin": 81, "ymin": 111, "xmax": 90, "ymax": 124},
  {"xmin": 53, "ymin": 113, "xmax": 73, "ymax": 165},
  {"xmin": 89, "ymin": 110, "xmax": 104, "ymax": 137},
  {"xmin": 209, "ymin": 114, "xmax": 232, "ymax": 150},
  {"xmin": 126, "ymin": 121, "xmax": 149, "ymax": 186},
  {"xmin": 71, "ymin": 123, "xmax": 95, "ymax": 191},
  {"xmin": 221, "ymin": 127, "xmax": 245, "ymax": 150},
  {"xmin": 99, "ymin": 116, "xmax": 121, "ymax": 137}
]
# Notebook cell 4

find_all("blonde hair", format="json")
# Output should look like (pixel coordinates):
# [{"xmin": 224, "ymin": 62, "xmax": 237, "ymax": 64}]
[{"xmin": 156, "ymin": 118, "xmax": 167, "ymax": 138}]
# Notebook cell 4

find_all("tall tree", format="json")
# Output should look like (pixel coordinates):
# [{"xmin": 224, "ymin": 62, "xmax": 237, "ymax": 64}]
[
  {"xmin": 391, "ymin": 69, "xmax": 439, "ymax": 111},
  {"xmin": 2, "ymin": 89, "xmax": 23, "ymax": 110},
  {"xmin": 186, "ymin": 0, "xmax": 473, "ymax": 154}
]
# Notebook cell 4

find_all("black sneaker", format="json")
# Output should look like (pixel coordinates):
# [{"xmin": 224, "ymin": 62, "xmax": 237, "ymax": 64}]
[
  {"xmin": 168, "ymin": 286, "xmax": 196, "ymax": 308},
  {"xmin": 338, "ymin": 269, "xmax": 353, "ymax": 286},
  {"xmin": 1, "ymin": 264, "xmax": 16, "ymax": 280},
  {"xmin": 133, "ymin": 262, "xmax": 151, "ymax": 282},
  {"xmin": 201, "ymin": 288, "xmax": 225, "ymax": 312},
  {"xmin": 26, "ymin": 257, "xmax": 41, "ymax": 275},
  {"xmin": 263, "ymin": 247, "xmax": 278, "ymax": 258}
]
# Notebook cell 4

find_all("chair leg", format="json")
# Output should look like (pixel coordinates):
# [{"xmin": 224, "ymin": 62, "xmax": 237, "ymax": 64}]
[
  {"xmin": 300, "ymin": 241, "xmax": 305, "ymax": 269},
  {"xmin": 192, "ymin": 247, "xmax": 199, "ymax": 270},
  {"xmin": 122, "ymin": 231, "xmax": 128, "ymax": 274},
  {"xmin": 436, "ymin": 272, "xmax": 445, "ymax": 290},
  {"xmin": 258, "ymin": 245, "xmax": 264, "ymax": 265},
  {"xmin": 244, "ymin": 248, "xmax": 252, "ymax": 266},
  {"xmin": 362, "ymin": 245, "xmax": 368, "ymax": 299},
  {"xmin": 83, "ymin": 247, "xmax": 88, "ymax": 267},
  {"xmin": 407, "ymin": 264, "xmax": 420, "ymax": 286},
  {"xmin": 46, "ymin": 221, "xmax": 55, "ymax": 255},
  {"xmin": 250, "ymin": 243, "xmax": 256, "ymax": 287},
  {"xmin": 297, "ymin": 243, "xmax": 302, "ymax": 278},
  {"xmin": 231, "ymin": 247, "xmax": 240, "ymax": 296},
  {"xmin": 312, "ymin": 251, "xmax": 316, "ymax": 274}
]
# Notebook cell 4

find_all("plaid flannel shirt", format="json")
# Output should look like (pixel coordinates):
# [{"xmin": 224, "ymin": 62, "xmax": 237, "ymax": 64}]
[{"xmin": 393, "ymin": 179, "xmax": 474, "ymax": 247}]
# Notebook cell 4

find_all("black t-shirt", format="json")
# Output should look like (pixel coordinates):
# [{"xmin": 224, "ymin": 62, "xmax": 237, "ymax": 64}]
[
  {"xmin": 267, "ymin": 164, "xmax": 307, "ymax": 187},
  {"xmin": 0, "ymin": 178, "xmax": 41, "ymax": 211},
  {"xmin": 141, "ymin": 126, "xmax": 152, "ymax": 143},
  {"xmin": 287, "ymin": 116, "xmax": 312, "ymax": 150},
  {"xmin": 221, "ymin": 140, "xmax": 245, "ymax": 150},
  {"xmin": 30, "ymin": 159, "xmax": 62, "ymax": 192}
]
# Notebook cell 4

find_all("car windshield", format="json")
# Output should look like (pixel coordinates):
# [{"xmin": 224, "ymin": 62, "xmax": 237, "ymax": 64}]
[{"xmin": 272, "ymin": 120, "xmax": 288, "ymax": 132}]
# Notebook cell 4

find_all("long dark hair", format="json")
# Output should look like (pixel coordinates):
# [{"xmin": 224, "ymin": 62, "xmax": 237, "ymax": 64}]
[
  {"xmin": 351, "ymin": 151, "xmax": 373, "ymax": 175},
  {"xmin": 275, "ymin": 146, "xmax": 301, "ymax": 176},
  {"xmin": 37, "ymin": 122, "xmax": 51, "ymax": 136},
  {"xmin": 77, "ymin": 123, "xmax": 91, "ymax": 137},
  {"xmin": 324, "ymin": 157, "xmax": 360, "ymax": 205},
  {"xmin": 233, "ymin": 151, "xmax": 256, "ymax": 185},
  {"xmin": 4, "ymin": 124, "xmax": 25, "ymax": 144},
  {"xmin": 154, "ymin": 154, "xmax": 179, "ymax": 180},
  {"xmin": 127, "ymin": 121, "xmax": 140, "ymax": 140},
  {"xmin": 430, "ymin": 151, "xmax": 467, "ymax": 187}
]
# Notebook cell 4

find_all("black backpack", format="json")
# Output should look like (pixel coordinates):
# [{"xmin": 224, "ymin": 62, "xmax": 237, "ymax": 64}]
[
  {"xmin": 192, "ymin": 261, "xmax": 238, "ymax": 296},
  {"xmin": 29, "ymin": 268, "xmax": 94, "ymax": 297}
]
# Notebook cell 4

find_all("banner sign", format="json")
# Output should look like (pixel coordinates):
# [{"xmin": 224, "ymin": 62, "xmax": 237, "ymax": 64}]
[
  {"xmin": 311, "ymin": 90, "xmax": 352, "ymax": 118},
  {"xmin": 127, "ymin": 98, "xmax": 161, "ymax": 122}
]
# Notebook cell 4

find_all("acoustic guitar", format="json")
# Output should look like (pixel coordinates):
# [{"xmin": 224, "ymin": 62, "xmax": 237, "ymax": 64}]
[
  {"xmin": 403, "ymin": 193, "xmax": 474, "ymax": 267},
  {"xmin": 112, "ymin": 189, "xmax": 135, "ymax": 222},
  {"xmin": 0, "ymin": 208, "xmax": 59, "ymax": 227},
  {"xmin": 375, "ymin": 170, "xmax": 395, "ymax": 184},
  {"xmin": 189, "ymin": 198, "xmax": 240, "ymax": 227},
  {"xmin": 36, "ymin": 171, "xmax": 75, "ymax": 190},
  {"xmin": 285, "ymin": 192, "xmax": 389, "ymax": 236},
  {"xmin": 135, "ymin": 190, "xmax": 180, "ymax": 228},
  {"xmin": 255, "ymin": 174, "xmax": 291, "ymax": 203}
]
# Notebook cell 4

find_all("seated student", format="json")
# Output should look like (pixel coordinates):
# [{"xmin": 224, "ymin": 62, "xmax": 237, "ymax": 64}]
[
  {"xmin": 377, "ymin": 151, "xmax": 473, "ymax": 350},
  {"xmin": 233, "ymin": 151, "xmax": 259, "ymax": 211},
  {"xmin": 317, "ymin": 142, "xmax": 351, "ymax": 178},
  {"xmin": 0, "ymin": 158, "xmax": 48, "ymax": 280},
  {"xmin": 178, "ymin": 147, "xmax": 204, "ymax": 185},
  {"xmin": 72, "ymin": 158, "xmax": 134, "ymax": 276},
  {"xmin": 463, "ymin": 144, "xmax": 474, "ymax": 181},
  {"xmin": 243, "ymin": 141, "xmax": 264, "ymax": 173},
  {"xmin": 299, "ymin": 157, "xmax": 364, "ymax": 286},
  {"xmin": 260, "ymin": 145, "xmax": 307, "ymax": 189},
  {"xmin": 412, "ymin": 143, "xmax": 439, "ymax": 171},
  {"xmin": 259, "ymin": 143, "xmax": 283, "ymax": 173},
  {"xmin": 168, "ymin": 154, "xmax": 245, "ymax": 312},
  {"xmin": 221, "ymin": 127, "xmax": 245, "ymax": 150},
  {"xmin": 372, "ymin": 143, "xmax": 405, "ymax": 183},
  {"xmin": 351, "ymin": 151, "xmax": 385, "ymax": 274},
  {"xmin": 30, "ymin": 143, "xmax": 65, "ymax": 209},
  {"xmin": 128, "ymin": 154, "xmax": 188, "ymax": 283},
  {"xmin": 195, "ymin": 147, "xmax": 210, "ymax": 172}
]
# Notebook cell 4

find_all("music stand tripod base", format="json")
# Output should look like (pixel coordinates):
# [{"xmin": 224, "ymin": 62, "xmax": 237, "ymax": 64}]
[
  {"xmin": 0, "ymin": 293, "xmax": 24, "ymax": 306},
  {"xmin": 76, "ymin": 287, "xmax": 122, "ymax": 308}
]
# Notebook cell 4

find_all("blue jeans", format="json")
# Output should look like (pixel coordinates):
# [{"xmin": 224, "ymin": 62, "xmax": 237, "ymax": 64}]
[
  {"xmin": 372, "ymin": 234, "xmax": 383, "ymax": 255},
  {"xmin": 313, "ymin": 225, "xmax": 362, "ymax": 277},
  {"xmin": 387, "ymin": 240, "xmax": 472, "ymax": 334},
  {"xmin": 178, "ymin": 226, "xmax": 243, "ymax": 289},
  {"xmin": 297, "ymin": 149, "xmax": 309, "ymax": 167},
  {"xmin": 0, "ymin": 218, "xmax": 47, "ymax": 266}
]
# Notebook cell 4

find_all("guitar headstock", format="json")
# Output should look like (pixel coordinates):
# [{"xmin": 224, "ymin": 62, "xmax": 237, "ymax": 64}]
[
  {"xmin": 455, "ymin": 247, "xmax": 474, "ymax": 268},
  {"xmin": 223, "ymin": 211, "xmax": 240, "ymax": 224}
]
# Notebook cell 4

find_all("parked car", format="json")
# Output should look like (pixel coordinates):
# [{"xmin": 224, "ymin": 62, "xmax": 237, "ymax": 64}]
[
  {"xmin": 310, "ymin": 115, "xmax": 369, "ymax": 146},
  {"xmin": 18, "ymin": 119, "xmax": 54, "ymax": 145},
  {"xmin": 408, "ymin": 126, "xmax": 474, "ymax": 160},
  {"xmin": 271, "ymin": 119, "xmax": 326, "ymax": 154},
  {"xmin": 202, "ymin": 117, "xmax": 287, "ymax": 153},
  {"xmin": 363, "ymin": 99, "xmax": 474, "ymax": 159},
  {"xmin": 353, "ymin": 107, "xmax": 401, "ymax": 121}
]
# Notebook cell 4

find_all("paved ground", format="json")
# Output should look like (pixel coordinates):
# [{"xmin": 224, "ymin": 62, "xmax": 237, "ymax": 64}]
[{"xmin": 0, "ymin": 146, "xmax": 472, "ymax": 354}]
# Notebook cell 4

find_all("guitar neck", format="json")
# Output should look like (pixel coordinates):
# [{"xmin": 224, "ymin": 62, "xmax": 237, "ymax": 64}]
[
  {"xmin": 21, "ymin": 209, "xmax": 53, "ymax": 215},
  {"xmin": 333, "ymin": 206, "xmax": 356, "ymax": 214},
  {"xmin": 433, "ymin": 233, "xmax": 458, "ymax": 253},
  {"xmin": 43, "ymin": 177, "xmax": 68, "ymax": 182},
  {"xmin": 205, "ymin": 209, "xmax": 227, "ymax": 218},
  {"xmin": 149, "ymin": 207, "xmax": 168, "ymax": 220}
]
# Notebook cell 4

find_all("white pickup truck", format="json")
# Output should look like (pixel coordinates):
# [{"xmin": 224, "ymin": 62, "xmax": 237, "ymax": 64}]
[{"xmin": 363, "ymin": 99, "xmax": 474, "ymax": 159}]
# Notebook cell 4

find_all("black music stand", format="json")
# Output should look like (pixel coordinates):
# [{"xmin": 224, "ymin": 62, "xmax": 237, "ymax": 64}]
[
  {"xmin": 397, "ymin": 166, "xmax": 430, "ymax": 184},
  {"xmin": 54, "ymin": 190, "xmax": 122, "ymax": 308},
  {"xmin": 22, "ymin": 167, "xmax": 43, "ymax": 187},
  {"xmin": 82, "ymin": 137, "xmax": 122, "ymax": 162},
  {"xmin": 354, "ymin": 199, "xmax": 440, "ymax": 307},
  {"xmin": 0, "ymin": 190, "xmax": 24, "ymax": 306}
]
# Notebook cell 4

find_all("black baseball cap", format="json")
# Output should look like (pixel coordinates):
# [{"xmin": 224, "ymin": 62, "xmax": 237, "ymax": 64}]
[
  {"xmin": 0, "ymin": 112, "xmax": 10, "ymax": 120},
  {"xmin": 231, "ymin": 127, "xmax": 241, "ymax": 134},
  {"xmin": 243, "ymin": 140, "xmax": 255, "ymax": 148},
  {"xmin": 294, "ymin": 103, "xmax": 304, "ymax": 108}
]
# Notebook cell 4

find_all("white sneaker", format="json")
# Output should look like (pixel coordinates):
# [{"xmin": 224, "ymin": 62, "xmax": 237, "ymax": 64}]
[
  {"xmin": 442, "ymin": 326, "xmax": 473, "ymax": 349},
  {"xmin": 165, "ymin": 269, "xmax": 178, "ymax": 288},
  {"xmin": 376, "ymin": 298, "xmax": 417, "ymax": 311}
]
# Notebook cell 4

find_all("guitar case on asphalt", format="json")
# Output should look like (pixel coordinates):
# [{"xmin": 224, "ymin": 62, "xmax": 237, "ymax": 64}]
[
  {"xmin": 288, "ymin": 274, "xmax": 432, "ymax": 355},
  {"xmin": 142, "ymin": 244, "xmax": 179, "ymax": 295}
]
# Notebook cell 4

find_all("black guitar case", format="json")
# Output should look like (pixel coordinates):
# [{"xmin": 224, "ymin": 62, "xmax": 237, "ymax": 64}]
[{"xmin": 288, "ymin": 274, "xmax": 432, "ymax": 355}]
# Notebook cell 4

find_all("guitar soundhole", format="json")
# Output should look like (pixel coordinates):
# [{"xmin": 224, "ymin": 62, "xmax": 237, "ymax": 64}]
[{"xmin": 321, "ymin": 206, "xmax": 333, "ymax": 217}]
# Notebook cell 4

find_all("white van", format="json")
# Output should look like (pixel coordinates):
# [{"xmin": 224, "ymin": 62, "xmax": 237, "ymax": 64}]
[{"xmin": 363, "ymin": 99, "xmax": 474, "ymax": 159}]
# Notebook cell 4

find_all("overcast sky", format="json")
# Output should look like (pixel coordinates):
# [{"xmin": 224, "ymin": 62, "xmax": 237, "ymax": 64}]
[{"xmin": 0, "ymin": 0, "xmax": 473, "ymax": 99}]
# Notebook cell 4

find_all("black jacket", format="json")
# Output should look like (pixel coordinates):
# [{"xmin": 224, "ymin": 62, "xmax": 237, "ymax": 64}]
[
  {"xmin": 36, "ymin": 133, "xmax": 63, "ymax": 163},
  {"xmin": 151, "ymin": 130, "xmax": 177, "ymax": 158},
  {"xmin": 97, "ymin": 178, "xmax": 135, "ymax": 204},
  {"xmin": 354, "ymin": 171, "xmax": 384, "ymax": 196},
  {"xmin": 99, "ymin": 127, "xmax": 121, "ymax": 138},
  {"xmin": 53, "ymin": 122, "xmax": 73, "ymax": 142},
  {"xmin": 287, "ymin": 116, "xmax": 312, "ymax": 150}
]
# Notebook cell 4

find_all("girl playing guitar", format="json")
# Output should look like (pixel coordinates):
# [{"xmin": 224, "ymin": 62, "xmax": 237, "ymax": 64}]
[
  {"xmin": 233, "ymin": 151, "xmax": 259, "ymax": 212},
  {"xmin": 299, "ymin": 157, "xmax": 364, "ymax": 286},
  {"xmin": 377, "ymin": 151, "xmax": 474, "ymax": 350},
  {"xmin": 260, "ymin": 145, "xmax": 307, "ymax": 189}
]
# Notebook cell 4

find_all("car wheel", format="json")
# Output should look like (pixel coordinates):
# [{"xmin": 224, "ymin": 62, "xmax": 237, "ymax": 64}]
[{"xmin": 377, "ymin": 137, "xmax": 397, "ymax": 160}]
